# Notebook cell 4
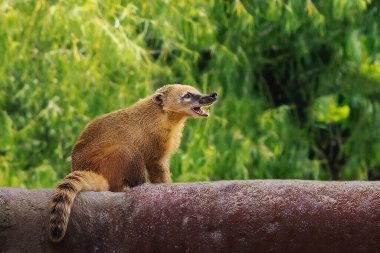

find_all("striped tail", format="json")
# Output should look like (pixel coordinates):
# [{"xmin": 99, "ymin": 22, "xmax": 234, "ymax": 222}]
[{"xmin": 49, "ymin": 171, "xmax": 109, "ymax": 242}]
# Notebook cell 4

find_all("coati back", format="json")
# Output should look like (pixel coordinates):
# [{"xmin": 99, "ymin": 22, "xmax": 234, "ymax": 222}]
[{"xmin": 49, "ymin": 84, "xmax": 217, "ymax": 242}]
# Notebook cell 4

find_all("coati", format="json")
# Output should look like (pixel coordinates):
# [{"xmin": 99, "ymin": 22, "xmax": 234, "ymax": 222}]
[{"xmin": 48, "ymin": 84, "xmax": 217, "ymax": 242}]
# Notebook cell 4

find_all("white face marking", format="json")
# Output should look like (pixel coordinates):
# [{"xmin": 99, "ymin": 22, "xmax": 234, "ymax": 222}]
[{"xmin": 182, "ymin": 92, "xmax": 192, "ymax": 102}]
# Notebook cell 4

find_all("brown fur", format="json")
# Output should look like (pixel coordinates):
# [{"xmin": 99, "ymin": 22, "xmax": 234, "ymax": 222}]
[{"xmin": 48, "ymin": 84, "xmax": 217, "ymax": 242}]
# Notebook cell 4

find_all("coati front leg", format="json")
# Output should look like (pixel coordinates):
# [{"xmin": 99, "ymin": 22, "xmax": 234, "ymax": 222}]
[{"xmin": 147, "ymin": 161, "xmax": 171, "ymax": 183}]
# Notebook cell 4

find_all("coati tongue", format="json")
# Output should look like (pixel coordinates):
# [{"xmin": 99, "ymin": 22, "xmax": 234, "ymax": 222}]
[{"xmin": 192, "ymin": 107, "xmax": 208, "ymax": 116}]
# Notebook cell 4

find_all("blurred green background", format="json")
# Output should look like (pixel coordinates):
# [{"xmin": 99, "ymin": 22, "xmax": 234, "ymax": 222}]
[{"xmin": 1, "ymin": 0, "xmax": 380, "ymax": 188}]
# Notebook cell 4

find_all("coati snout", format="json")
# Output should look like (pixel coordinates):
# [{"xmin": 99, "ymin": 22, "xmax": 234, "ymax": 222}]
[
  {"xmin": 199, "ymin": 92, "xmax": 218, "ymax": 105},
  {"xmin": 190, "ymin": 92, "xmax": 217, "ymax": 117},
  {"xmin": 153, "ymin": 85, "xmax": 218, "ymax": 117}
]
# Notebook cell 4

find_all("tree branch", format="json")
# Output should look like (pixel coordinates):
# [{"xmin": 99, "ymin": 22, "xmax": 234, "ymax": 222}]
[{"xmin": 1, "ymin": 180, "xmax": 380, "ymax": 253}]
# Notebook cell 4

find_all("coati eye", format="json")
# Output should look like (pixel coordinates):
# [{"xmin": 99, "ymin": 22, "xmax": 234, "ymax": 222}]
[{"xmin": 183, "ymin": 93, "xmax": 191, "ymax": 99}]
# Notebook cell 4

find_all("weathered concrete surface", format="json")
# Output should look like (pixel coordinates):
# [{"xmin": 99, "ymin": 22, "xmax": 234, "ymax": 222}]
[{"xmin": 1, "ymin": 180, "xmax": 380, "ymax": 253}]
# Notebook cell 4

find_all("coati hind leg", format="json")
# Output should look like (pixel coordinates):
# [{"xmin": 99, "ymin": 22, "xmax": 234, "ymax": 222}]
[
  {"xmin": 122, "ymin": 155, "xmax": 147, "ymax": 188},
  {"xmin": 147, "ymin": 161, "xmax": 171, "ymax": 183},
  {"xmin": 94, "ymin": 145, "xmax": 147, "ymax": 191}
]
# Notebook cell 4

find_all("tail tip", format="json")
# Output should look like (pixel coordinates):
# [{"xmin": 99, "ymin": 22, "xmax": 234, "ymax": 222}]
[{"xmin": 49, "ymin": 226, "xmax": 65, "ymax": 243}]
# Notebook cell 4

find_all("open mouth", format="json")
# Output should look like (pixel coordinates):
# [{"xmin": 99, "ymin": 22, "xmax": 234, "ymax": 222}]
[{"xmin": 191, "ymin": 105, "xmax": 211, "ymax": 117}]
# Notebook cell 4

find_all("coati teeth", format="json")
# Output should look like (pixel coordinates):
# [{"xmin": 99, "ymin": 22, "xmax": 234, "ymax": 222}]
[{"xmin": 192, "ymin": 106, "xmax": 209, "ymax": 116}]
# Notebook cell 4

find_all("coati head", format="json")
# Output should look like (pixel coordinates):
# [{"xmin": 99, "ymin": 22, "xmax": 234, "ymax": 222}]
[{"xmin": 152, "ymin": 84, "xmax": 217, "ymax": 118}]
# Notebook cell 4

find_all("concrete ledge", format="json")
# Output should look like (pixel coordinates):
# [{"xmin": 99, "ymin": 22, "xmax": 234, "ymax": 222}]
[{"xmin": 1, "ymin": 180, "xmax": 380, "ymax": 253}]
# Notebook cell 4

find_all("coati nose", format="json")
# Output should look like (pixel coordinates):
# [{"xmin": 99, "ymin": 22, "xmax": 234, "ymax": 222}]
[
  {"xmin": 209, "ymin": 92, "xmax": 217, "ymax": 99},
  {"xmin": 199, "ymin": 92, "xmax": 217, "ymax": 104}
]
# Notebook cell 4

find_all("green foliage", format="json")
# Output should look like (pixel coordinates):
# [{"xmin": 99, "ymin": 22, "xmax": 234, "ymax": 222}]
[
  {"xmin": 313, "ymin": 96, "xmax": 350, "ymax": 123},
  {"xmin": 0, "ymin": 0, "xmax": 379, "ymax": 188}
]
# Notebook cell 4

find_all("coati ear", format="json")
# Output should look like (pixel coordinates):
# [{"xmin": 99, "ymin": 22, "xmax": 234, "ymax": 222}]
[{"xmin": 152, "ymin": 92, "xmax": 164, "ymax": 107}]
